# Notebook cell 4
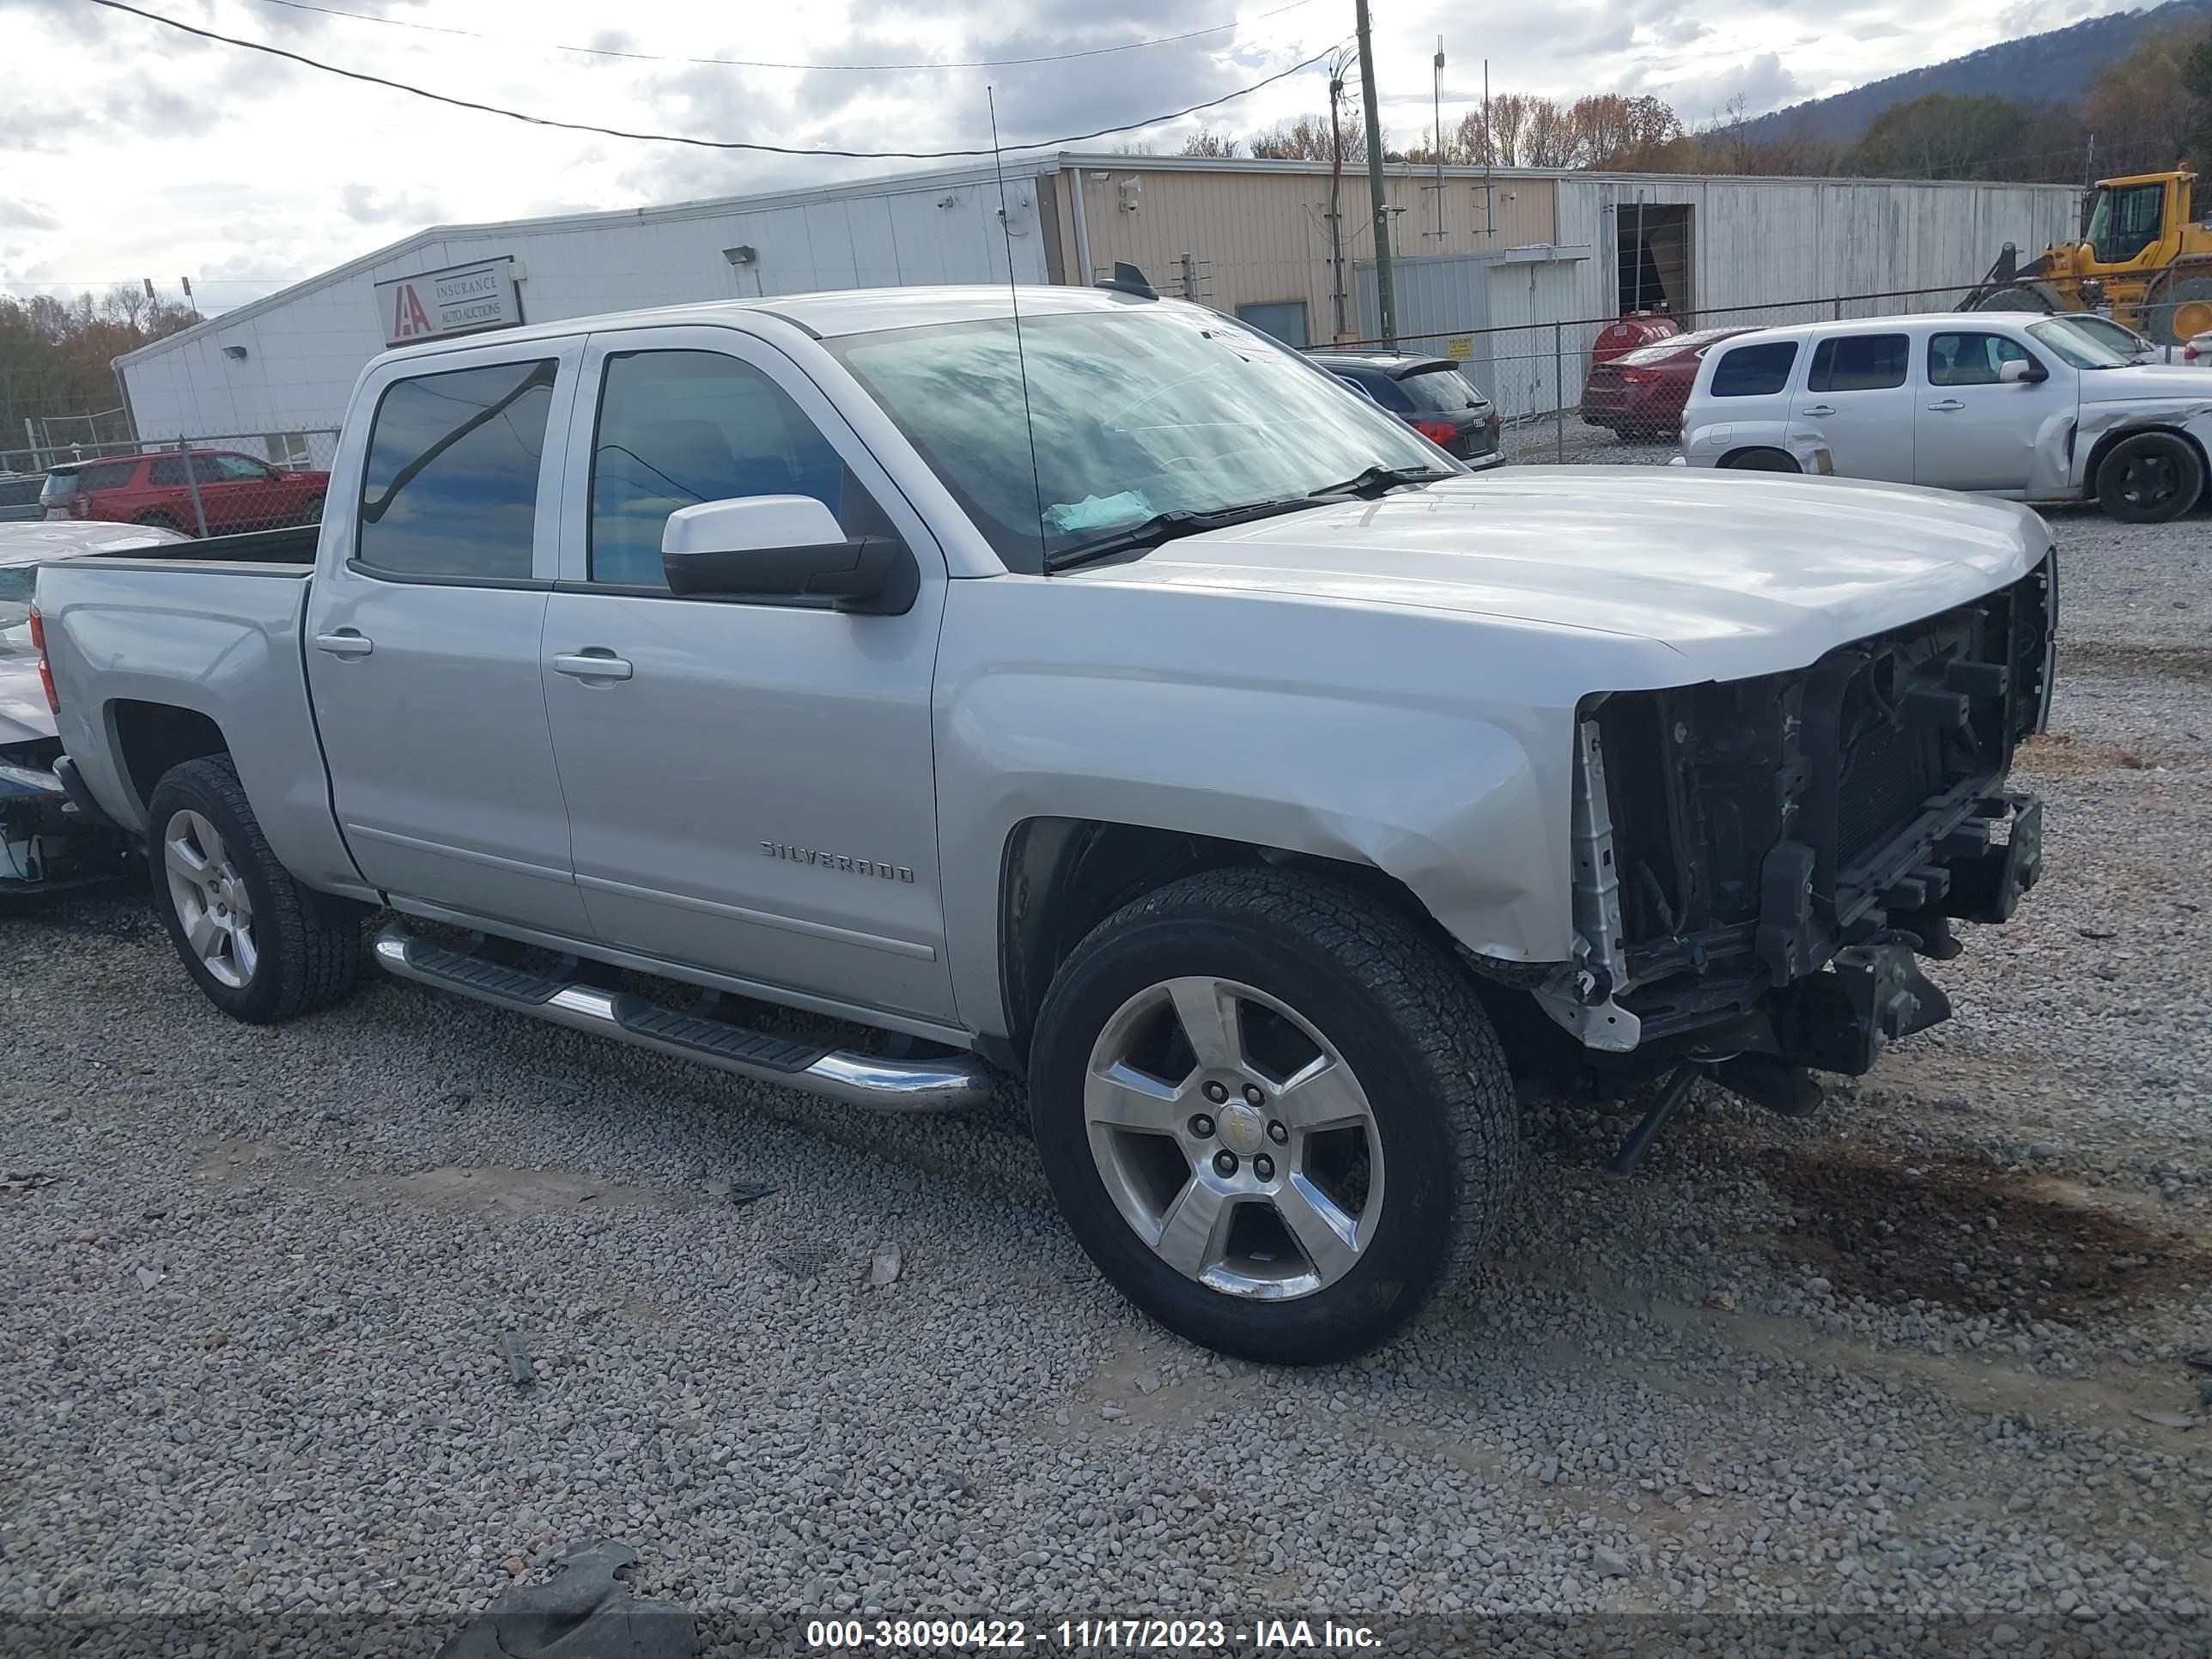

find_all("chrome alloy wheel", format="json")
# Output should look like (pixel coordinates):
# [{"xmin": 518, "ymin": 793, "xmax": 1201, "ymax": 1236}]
[
  {"xmin": 162, "ymin": 808, "xmax": 258, "ymax": 988},
  {"xmin": 1082, "ymin": 976, "xmax": 1386, "ymax": 1301}
]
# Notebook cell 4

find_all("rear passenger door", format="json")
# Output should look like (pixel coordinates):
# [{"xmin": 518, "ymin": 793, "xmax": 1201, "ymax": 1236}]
[
  {"xmin": 1792, "ymin": 331, "xmax": 1913, "ymax": 482},
  {"xmin": 304, "ymin": 339, "xmax": 592, "ymax": 936}
]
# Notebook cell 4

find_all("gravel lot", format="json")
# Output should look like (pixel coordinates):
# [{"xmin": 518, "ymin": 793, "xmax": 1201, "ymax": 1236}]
[{"xmin": 3, "ymin": 473, "xmax": 2209, "ymax": 1656}]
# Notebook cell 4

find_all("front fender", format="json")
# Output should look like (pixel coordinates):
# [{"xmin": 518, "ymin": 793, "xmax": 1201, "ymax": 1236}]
[{"xmin": 932, "ymin": 578, "xmax": 1686, "ymax": 1036}]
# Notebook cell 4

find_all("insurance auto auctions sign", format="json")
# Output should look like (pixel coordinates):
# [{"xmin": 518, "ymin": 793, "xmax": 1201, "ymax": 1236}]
[{"xmin": 373, "ymin": 258, "xmax": 523, "ymax": 347}]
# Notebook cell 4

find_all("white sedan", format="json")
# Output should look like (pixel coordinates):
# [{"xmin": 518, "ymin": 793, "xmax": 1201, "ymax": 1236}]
[{"xmin": 1678, "ymin": 313, "xmax": 2212, "ymax": 522}]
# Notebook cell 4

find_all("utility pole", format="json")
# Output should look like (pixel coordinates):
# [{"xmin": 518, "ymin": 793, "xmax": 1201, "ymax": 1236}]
[
  {"xmin": 1328, "ymin": 62, "xmax": 1348, "ymax": 340},
  {"xmin": 1431, "ymin": 38, "xmax": 1445, "ymax": 247},
  {"xmin": 1355, "ymin": 0, "xmax": 1395, "ymax": 345}
]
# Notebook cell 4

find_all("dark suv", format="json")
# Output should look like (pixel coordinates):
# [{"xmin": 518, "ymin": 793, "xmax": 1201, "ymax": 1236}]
[{"xmin": 1307, "ymin": 351, "xmax": 1503, "ymax": 465}]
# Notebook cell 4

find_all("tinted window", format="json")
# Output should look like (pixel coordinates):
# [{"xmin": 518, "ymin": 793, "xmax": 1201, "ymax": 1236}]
[
  {"xmin": 1398, "ymin": 368, "xmax": 1482, "ymax": 412},
  {"xmin": 358, "ymin": 360, "xmax": 556, "ymax": 580},
  {"xmin": 1928, "ymin": 331, "xmax": 2034, "ymax": 386},
  {"xmin": 198, "ymin": 453, "xmax": 269, "ymax": 483},
  {"xmin": 0, "ymin": 477, "xmax": 43, "ymax": 509},
  {"xmin": 588, "ymin": 349, "xmax": 883, "ymax": 588},
  {"xmin": 1807, "ymin": 334, "xmax": 1908, "ymax": 392},
  {"xmin": 1361, "ymin": 371, "xmax": 1413, "ymax": 412},
  {"xmin": 149, "ymin": 457, "xmax": 188, "ymax": 488},
  {"xmin": 1709, "ymin": 342, "xmax": 1797, "ymax": 398},
  {"xmin": 47, "ymin": 460, "xmax": 139, "ymax": 497}
]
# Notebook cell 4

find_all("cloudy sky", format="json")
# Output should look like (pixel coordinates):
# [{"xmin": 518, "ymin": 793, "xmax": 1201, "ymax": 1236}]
[{"xmin": 0, "ymin": 0, "xmax": 2144, "ymax": 315}]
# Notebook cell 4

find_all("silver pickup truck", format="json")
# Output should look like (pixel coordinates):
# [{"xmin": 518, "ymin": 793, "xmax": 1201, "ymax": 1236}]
[{"xmin": 33, "ymin": 283, "xmax": 2054, "ymax": 1363}]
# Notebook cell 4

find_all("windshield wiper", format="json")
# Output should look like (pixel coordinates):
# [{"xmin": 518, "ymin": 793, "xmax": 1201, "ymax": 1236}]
[
  {"xmin": 1046, "ymin": 497, "xmax": 1315, "ymax": 571},
  {"xmin": 1308, "ymin": 463, "xmax": 1452, "ymax": 500}
]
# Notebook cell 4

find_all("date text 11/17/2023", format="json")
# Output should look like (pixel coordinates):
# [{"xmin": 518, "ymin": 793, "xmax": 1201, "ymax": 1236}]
[{"xmin": 805, "ymin": 1617, "xmax": 1382, "ymax": 1650}]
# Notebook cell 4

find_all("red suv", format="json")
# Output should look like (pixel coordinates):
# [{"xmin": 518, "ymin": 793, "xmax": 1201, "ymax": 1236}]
[
  {"xmin": 40, "ymin": 450, "xmax": 329, "ymax": 536},
  {"xmin": 1581, "ymin": 326, "xmax": 1760, "ymax": 441}
]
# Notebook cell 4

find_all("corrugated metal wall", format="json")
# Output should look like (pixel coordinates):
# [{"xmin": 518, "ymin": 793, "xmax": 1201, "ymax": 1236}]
[
  {"xmin": 118, "ymin": 157, "xmax": 2081, "ymax": 443},
  {"xmin": 118, "ymin": 167, "xmax": 1057, "ymax": 441},
  {"xmin": 1066, "ymin": 161, "xmax": 1560, "ymax": 344}
]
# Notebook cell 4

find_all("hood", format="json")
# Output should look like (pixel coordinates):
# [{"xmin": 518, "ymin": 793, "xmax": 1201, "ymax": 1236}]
[
  {"xmin": 2076, "ymin": 365, "xmax": 2212, "ymax": 407},
  {"xmin": 1064, "ymin": 468, "xmax": 2048, "ymax": 683},
  {"xmin": 0, "ymin": 634, "xmax": 54, "ymax": 750}
]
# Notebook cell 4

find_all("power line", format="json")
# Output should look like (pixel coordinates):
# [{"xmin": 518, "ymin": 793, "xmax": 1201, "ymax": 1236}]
[
  {"xmin": 247, "ymin": 0, "xmax": 1326, "ymax": 72},
  {"xmin": 82, "ymin": 0, "xmax": 1347, "ymax": 159}
]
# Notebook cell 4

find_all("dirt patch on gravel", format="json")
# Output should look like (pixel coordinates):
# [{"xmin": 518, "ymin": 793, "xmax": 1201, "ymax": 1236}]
[
  {"xmin": 2016, "ymin": 732, "xmax": 2164, "ymax": 775},
  {"xmin": 2060, "ymin": 641, "xmax": 2212, "ymax": 684},
  {"xmin": 1760, "ymin": 1143, "xmax": 2212, "ymax": 1322}
]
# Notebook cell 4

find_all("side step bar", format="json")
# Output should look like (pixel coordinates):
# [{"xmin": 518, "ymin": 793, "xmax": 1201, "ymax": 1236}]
[{"xmin": 371, "ymin": 923, "xmax": 994, "ymax": 1114}]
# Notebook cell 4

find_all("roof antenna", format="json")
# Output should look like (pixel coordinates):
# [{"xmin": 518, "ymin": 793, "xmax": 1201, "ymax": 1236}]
[{"xmin": 988, "ymin": 85, "xmax": 1048, "ymax": 567}]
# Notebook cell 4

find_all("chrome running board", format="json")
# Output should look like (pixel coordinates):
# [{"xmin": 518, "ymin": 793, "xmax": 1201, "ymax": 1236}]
[{"xmin": 371, "ymin": 922, "xmax": 993, "ymax": 1114}]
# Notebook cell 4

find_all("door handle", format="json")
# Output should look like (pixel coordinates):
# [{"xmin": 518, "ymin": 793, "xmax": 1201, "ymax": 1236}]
[
  {"xmin": 1799, "ymin": 404, "xmax": 1836, "ymax": 416},
  {"xmin": 313, "ymin": 630, "xmax": 373, "ymax": 659},
  {"xmin": 552, "ymin": 649, "xmax": 633, "ymax": 682},
  {"xmin": 1927, "ymin": 399, "xmax": 1966, "ymax": 412}
]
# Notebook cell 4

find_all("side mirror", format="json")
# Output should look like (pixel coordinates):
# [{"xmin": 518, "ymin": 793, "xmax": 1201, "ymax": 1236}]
[
  {"xmin": 1998, "ymin": 359, "xmax": 2048, "ymax": 385},
  {"xmin": 660, "ymin": 495, "xmax": 916, "ymax": 615}
]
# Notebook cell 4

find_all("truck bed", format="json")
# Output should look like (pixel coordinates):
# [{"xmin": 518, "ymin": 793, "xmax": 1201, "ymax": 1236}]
[
  {"xmin": 34, "ymin": 555, "xmax": 363, "ymax": 897},
  {"xmin": 88, "ymin": 524, "xmax": 321, "ymax": 565}
]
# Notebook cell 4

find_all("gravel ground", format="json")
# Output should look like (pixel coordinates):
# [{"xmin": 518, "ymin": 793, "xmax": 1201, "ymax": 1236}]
[{"xmin": 3, "ymin": 478, "xmax": 2210, "ymax": 1657}]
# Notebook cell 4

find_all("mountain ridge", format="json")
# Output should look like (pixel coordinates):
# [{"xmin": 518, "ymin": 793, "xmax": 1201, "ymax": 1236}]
[{"xmin": 1743, "ymin": 0, "xmax": 2212, "ymax": 145}]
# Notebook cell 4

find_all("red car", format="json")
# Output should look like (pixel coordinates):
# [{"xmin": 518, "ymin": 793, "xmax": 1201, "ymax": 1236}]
[
  {"xmin": 1581, "ymin": 326, "xmax": 1760, "ymax": 441},
  {"xmin": 40, "ymin": 450, "xmax": 329, "ymax": 536}
]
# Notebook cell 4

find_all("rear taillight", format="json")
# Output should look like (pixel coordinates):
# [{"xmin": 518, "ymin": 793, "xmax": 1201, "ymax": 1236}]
[
  {"xmin": 2187, "ymin": 343, "xmax": 2203, "ymax": 362},
  {"xmin": 28, "ymin": 605, "xmax": 57, "ymax": 714},
  {"xmin": 1622, "ymin": 369, "xmax": 1656, "ymax": 383},
  {"xmin": 68, "ymin": 496, "xmax": 87, "ymax": 519},
  {"xmin": 1414, "ymin": 419, "xmax": 1456, "ymax": 444}
]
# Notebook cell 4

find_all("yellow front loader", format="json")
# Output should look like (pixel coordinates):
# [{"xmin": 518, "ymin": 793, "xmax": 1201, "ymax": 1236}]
[{"xmin": 1961, "ymin": 170, "xmax": 2212, "ymax": 346}]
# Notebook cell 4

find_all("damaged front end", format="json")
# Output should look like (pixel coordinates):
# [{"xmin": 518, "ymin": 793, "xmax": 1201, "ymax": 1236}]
[
  {"xmin": 1, "ymin": 736, "xmax": 132, "ymax": 902},
  {"xmin": 1538, "ymin": 550, "xmax": 2055, "ymax": 1095}
]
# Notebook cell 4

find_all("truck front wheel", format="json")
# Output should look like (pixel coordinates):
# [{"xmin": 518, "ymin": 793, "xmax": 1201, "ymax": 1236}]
[
  {"xmin": 1028, "ymin": 867, "xmax": 1518, "ymax": 1364},
  {"xmin": 148, "ymin": 756, "xmax": 362, "ymax": 1024}
]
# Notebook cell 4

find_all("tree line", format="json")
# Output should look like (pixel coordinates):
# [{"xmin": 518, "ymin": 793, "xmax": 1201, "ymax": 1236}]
[
  {"xmin": 1181, "ymin": 21, "xmax": 2212, "ymax": 184},
  {"xmin": 0, "ymin": 288, "xmax": 198, "ymax": 464}
]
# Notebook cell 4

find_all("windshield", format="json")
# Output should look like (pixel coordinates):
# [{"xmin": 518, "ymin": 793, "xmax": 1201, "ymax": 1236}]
[
  {"xmin": 1396, "ymin": 368, "xmax": 1483, "ymax": 411},
  {"xmin": 829, "ymin": 307, "xmax": 1449, "ymax": 570},
  {"xmin": 2027, "ymin": 319, "xmax": 2131, "ymax": 369},
  {"xmin": 2084, "ymin": 182, "xmax": 2164, "ymax": 264},
  {"xmin": 1617, "ymin": 327, "xmax": 1745, "ymax": 367},
  {"xmin": 2047, "ymin": 313, "xmax": 2150, "ymax": 357}
]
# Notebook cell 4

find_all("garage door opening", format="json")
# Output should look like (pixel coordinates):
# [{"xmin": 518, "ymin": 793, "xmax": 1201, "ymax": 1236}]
[{"xmin": 1618, "ymin": 203, "xmax": 1693, "ymax": 319}]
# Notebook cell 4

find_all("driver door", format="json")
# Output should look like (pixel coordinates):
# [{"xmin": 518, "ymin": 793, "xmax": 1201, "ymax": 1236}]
[
  {"xmin": 1917, "ymin": 330, "xmax": 2071, "ymax": 494},
  {"xmin": 539, "ymin": 325, "xmax": 957, "ymax": 1023}
]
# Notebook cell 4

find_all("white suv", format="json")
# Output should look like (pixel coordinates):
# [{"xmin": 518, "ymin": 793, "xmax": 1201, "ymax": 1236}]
[{"xmin": 1678, "ymin": 313, "xmax": 2212, "ymax": 522}]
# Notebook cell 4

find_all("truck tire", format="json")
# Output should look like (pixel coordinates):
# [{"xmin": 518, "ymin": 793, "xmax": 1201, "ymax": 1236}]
[
  {"xmin": 147, "ymin": 756, "xmax": 361, "ymax": 1024},
  {"xmin": 2094, "ymin": 431, "xmax": 2205, "ymax": 524},
  {"xmin": 1028, "ymin": 866, "xmax": 1518, "ymax": 1364},
  {"xmin": 2142, "ymin": 274, "xmax": 2212, "ymax": 348}
]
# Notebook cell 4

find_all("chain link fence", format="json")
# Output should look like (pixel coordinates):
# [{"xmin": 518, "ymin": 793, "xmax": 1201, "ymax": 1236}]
[
  {"xmin": 0, "ymin": 429, "xmax": 340, "ymax": 536},
  {"xmin": 1314, "ymin": 280, "xmax": 2001, "ymax": 465}
]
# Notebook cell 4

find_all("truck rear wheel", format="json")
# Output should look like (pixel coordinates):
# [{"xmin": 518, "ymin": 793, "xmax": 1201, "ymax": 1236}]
[
  {"xmin": 1028, "ymin": 867, "xmax": 1518, "ymax": 1364},
  {"xmin": 148, "ymin": 756, "xmax": 361, "ymax": 1024}
]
